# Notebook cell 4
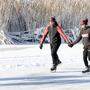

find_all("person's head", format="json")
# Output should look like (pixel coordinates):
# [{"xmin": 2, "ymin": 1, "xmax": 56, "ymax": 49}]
[
  {"xmin": 80, "ymin": 18, "xmax": 88, "ymax": 28},
  {"xmin": 50, "ymin": 16, "xmax": 58, "ymax": 26},
  {"xmin": 81, "ymin": 18, "xmax": 88, "ymax": 25},
  {"xmin": 50, "ymin": 16, "xmax": 56, "ymax": 22}
]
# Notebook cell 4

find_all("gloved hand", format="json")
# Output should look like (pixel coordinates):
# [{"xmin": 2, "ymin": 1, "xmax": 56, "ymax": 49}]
[
  {"xmin": 67, "ymin": 39, "xmax": 74, "ymax": 47},
  {"xmin": 40, "ymin": 44, "xmax": 43, "ymax": 49},
  {"xmin": 68, "ymin": 42, "xmax": 73, "ymax": 47}
]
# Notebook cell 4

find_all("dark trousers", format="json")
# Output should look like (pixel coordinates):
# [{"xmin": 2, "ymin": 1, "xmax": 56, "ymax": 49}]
[
  {"xmin": 83, "ymin": 49, "xmax": 90, "ymax": 68},
  {"xmin": 50, "ymin": 41, "xmax": 61, "ymax": 65}
]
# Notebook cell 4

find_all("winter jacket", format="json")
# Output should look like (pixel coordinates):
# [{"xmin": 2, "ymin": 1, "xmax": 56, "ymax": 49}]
[
  {"xmin": 40, "ymin": 24, "xmax": 69, "ymax": 45},
  {"xmin": 73, "ymin": 26, "xmax": 90, "ymax": 50}
]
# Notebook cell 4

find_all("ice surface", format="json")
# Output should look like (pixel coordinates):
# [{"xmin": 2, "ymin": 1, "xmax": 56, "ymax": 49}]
[{"xmin": 0, "ymin": 44, "xmax": 90, "ymax": 90}]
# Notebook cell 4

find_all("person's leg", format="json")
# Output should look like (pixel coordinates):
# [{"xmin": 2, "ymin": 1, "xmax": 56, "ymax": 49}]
[
  {"xmin": 88, "ymin": 50, "xmax": 90, "ymax": 61},
  {"xmin": 51, "ymin": 42, "xmax": 61, "ymax": 65},
  {"xmin": 87, "ymin": 50, "xmax": 90, "ymax": 68},
  {"xmin": 82, "ymin": 49, "xmax": 89, "ymax": 73},
  {"xmin": 83, "ymin": 49, "xmax": 88, "ymax": 68},
  {"xmin": 50, "ymin": 42, "xmax": 61, "ymax": 71}
]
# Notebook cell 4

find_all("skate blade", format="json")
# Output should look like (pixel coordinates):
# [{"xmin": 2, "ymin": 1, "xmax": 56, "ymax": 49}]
[
  {"xmin": 50, "ymin": 69, "xmax": 56, "ymax": 73},
  {"xmin": 82, "ymin": 70, "xmax": 90, "ymax": 73}
]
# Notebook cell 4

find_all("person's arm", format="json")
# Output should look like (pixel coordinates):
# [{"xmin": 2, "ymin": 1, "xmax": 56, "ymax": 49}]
[
  {"xmin": 57, "ymin": 26, "xmax": 71, "ymax": 43},
  {"xmin": 39, "ymin": 26, "xmax": 49, "ymax": 48},
  {"xmin": 73, "ymin": 35, "xmax": 82, "ymax": 45},
  {"xmin": 68, "ymin": 31, "xmax": 82, "ymax": 47},
  {"xmin": 72, "ymin": 28, "xmax": 82, "ymax": 45}
]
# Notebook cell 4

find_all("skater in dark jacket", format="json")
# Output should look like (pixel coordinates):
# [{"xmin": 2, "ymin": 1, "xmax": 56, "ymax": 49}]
[
  {"xmin": 69, "ymin": 18, "xmax": 90, "ymax": 73},
  {"xmin": 39, "ymin": 16, "xmax": 72, "ymax": 71}
]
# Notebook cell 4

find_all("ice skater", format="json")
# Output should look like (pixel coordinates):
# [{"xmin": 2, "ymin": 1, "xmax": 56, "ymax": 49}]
[
  {"xmin": 39, "ymin": 16, "xmax": 72, "ymax": 71},
  {"xmin": 69, "ymin": 18, "xmax": 90, "ymax": 73}
]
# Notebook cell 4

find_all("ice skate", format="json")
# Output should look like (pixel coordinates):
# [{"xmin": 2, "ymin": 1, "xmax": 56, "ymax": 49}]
[
  {"xmin": 50, "ymin": 65, "xmax": 57, "ymax": 72},
  {"xmin": 57, "ymin": 60, "xmax": 62, "ymax": 66},
  {"xmin": 50, "ymin": 61, "xmax": 61, "ymax": 72},
  {"xmin": 82, "ymin": 67, "xmax": 90, "ymax": 73}
]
